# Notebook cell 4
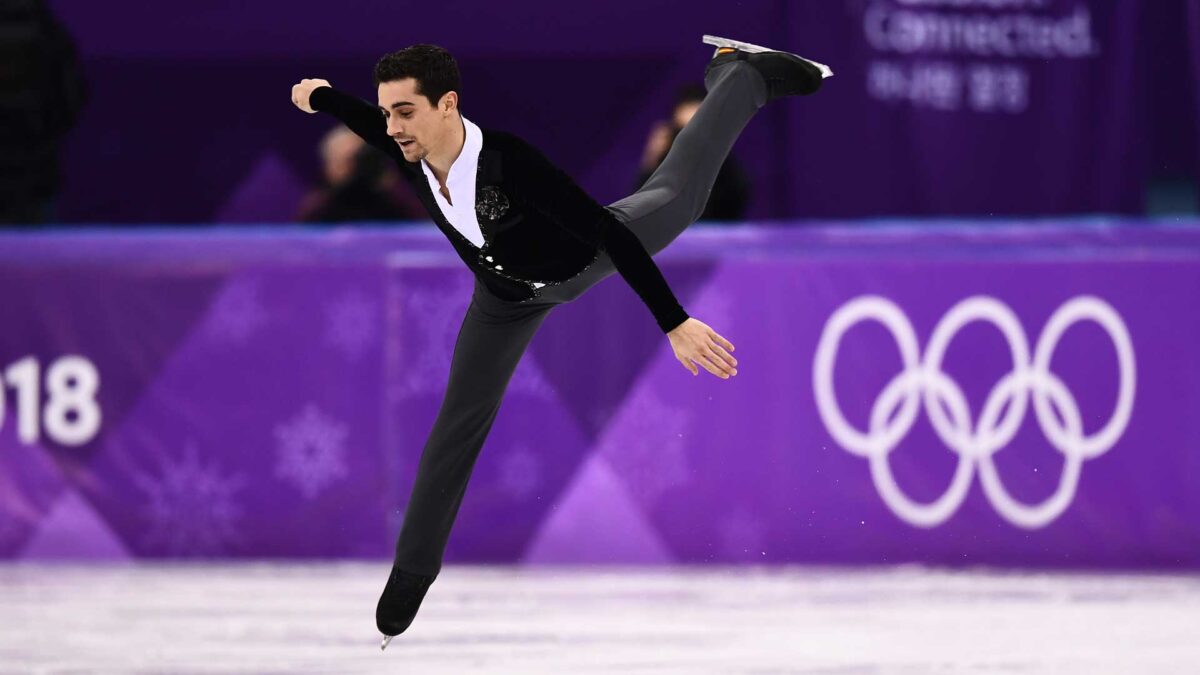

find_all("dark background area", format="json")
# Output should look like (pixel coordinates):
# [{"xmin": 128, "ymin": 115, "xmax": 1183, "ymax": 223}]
[{"xmin": 35, "ymin": 0, "xmax": 1200, "ymax": 224}]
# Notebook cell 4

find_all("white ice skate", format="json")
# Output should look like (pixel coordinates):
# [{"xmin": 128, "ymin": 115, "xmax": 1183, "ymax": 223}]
[{"xmin": 702, "ymin": 34, "xmax": 833, "ymax": 79}]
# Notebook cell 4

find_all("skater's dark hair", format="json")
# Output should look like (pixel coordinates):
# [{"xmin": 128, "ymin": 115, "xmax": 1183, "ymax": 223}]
[{"xmin": 374, "ymin": 44, "xmax": 460, "ymax": 108}]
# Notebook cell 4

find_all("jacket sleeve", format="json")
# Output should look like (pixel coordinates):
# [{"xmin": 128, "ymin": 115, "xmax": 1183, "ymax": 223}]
[
  {"xmin": 308, "ymin": 86, "xmax": 406, "ymax": 164},
  {"xmin": 502, "ymin": 135, "xmax": 690, "ymax": 333}
]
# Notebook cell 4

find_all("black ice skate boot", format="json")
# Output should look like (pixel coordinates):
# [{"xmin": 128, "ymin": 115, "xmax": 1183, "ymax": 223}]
[
  {"xmin": 376, "ymin": 564, "xmax": 437, "ymax": 650},
  {"xmin": 702, "ymin": 34, "xmax": 832, "ymax": 100}
]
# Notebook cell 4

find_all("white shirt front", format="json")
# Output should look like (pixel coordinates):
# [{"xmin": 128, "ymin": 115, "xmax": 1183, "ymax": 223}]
[{"xmin": 419, "ymin": 115, "xmax": 485, "ymax": 248}]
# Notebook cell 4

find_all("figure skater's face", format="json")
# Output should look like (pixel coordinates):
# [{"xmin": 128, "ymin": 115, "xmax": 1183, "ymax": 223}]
[{"xmin": 378, "ymin": 77, "xmax": 458, "ymax": 163}]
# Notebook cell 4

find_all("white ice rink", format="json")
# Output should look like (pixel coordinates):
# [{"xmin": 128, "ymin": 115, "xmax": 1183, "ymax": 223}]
[{"xmin": 1, "ymin": 562, "xmax": 1198, "ymax": 674}]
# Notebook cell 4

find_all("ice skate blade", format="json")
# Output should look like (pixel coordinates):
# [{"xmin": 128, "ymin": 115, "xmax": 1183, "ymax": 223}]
[
  {"xmin": 381, "ymin": 634, "xmax": 395, "ymax": 651},
  {"xmin": 702, "ymin": 34, "xmax": 833, "ymax": 78}
]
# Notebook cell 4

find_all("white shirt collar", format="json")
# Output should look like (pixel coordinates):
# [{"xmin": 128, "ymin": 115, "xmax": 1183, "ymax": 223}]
[
  {"xmin": 418, "ymin": 115, "xmax": 486, "ymax": 248},
  {"xmin": 419, "ymin": 115, "xmax": 481, "ymax": 192}
]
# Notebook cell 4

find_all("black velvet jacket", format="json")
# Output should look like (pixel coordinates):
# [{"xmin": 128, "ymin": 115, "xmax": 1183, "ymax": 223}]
[{"xmin": 310, "ymin": 86, "xmax": 690, "ymax": 333}]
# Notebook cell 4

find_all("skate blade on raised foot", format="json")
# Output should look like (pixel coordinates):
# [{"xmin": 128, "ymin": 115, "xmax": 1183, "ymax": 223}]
[
  {"xmin": 701, "ymin": 34, "xmax": 834, "ymax": 78},
  {"xmin": 381, "ymin": 634, "xmax": 395, "ymax": 651}
]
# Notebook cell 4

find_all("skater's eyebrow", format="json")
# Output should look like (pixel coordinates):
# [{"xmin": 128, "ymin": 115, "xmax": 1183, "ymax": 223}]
[{"xmin": 378, "ymin": 101, "xmax": 417, "ymax": 112}]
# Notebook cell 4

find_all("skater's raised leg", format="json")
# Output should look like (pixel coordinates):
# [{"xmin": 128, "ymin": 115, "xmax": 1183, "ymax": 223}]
[{"xmin": 607, "ymin": 37, "xmax": 826, "ymax": 256}]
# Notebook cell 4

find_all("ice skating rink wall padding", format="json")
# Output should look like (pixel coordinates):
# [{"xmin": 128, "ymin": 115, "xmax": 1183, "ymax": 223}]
[{"xmin": 1, "ymin": 221, "xmax": 1198, "ymax": 568}]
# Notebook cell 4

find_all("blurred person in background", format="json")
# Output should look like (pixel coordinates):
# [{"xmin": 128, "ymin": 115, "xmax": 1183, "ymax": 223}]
[
  {"xmin": 637, "ymin": 84, "xmax": 750, "ymax": 222},
  {"xmin": 297, "ymin": 124, "xmax": 423, "ymax": 223},
  {"xmin": 0, "ymin": 0, "xmax": 87, "ymax": 226}
]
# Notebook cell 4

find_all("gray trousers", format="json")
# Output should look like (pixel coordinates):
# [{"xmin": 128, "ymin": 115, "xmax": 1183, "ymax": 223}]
[{"xmin": 394, "ymin": 60, "xmax": 767, "ymax": 576}]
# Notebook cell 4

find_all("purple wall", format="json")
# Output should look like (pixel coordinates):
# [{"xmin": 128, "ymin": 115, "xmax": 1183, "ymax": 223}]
[
  {"xmin": 41, "ymin": 0, "xmax": 1199, "ymax": 224},
  {"xmin": 787, "ymin": 0, "xmax": 1144, "ymax": 216},
  {"xmin": 2, "ymin": 221, "xmax": 1198, "ymax": 568},
  {"xmin": 47, "ymin": 0, "xmax": 789, "ymax": 223}
]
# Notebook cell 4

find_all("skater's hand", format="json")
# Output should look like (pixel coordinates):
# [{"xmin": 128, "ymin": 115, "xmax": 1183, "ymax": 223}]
[
  {"xmin": 668, "ymin": 318, "xmax": 738, "ymax": 379},
  {"xmin": 291, "ymin": 78, "xmax": 331, "ymax": 113}
]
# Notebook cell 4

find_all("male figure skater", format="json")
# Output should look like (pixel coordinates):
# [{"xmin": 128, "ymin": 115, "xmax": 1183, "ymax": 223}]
[{"xmin": 290, "ymin": 35, "xmax": 829, "ymax": 650}]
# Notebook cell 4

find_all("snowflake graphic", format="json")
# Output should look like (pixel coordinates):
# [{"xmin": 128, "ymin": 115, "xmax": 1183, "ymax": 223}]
[
  {"xmin": 397, "ymin": 277, "xmax": 473, "ymax": 396},
  {"xmin": 131, "ymin": 442, "xmax": 248, "ymax": 557},
  {"xmin": 601, "ymin": 390, "xmax": 693, "ymax": 505},
  {"xmin": 202, "ymin": 278, "xmax": 270, "ymax": 345},
  {"xmin": 273, "ymin": 403, "xmax": 350, "ymax": 500},
  {"xmin": 324, "ymin": 289, "xmax": 380, "ymax": 361},
  {"xmin": 715, "ymin": 504, "xmax": 768, "ymax": 560},
  {"xmin": 498, "ymin": 443, "xmax": 542, "ymax": 500}
]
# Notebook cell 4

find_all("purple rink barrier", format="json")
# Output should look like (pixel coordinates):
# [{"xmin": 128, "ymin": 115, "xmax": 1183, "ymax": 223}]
[{"xmin": 0, "ymin": 220, "xmax": 1198, "ymax": 569}]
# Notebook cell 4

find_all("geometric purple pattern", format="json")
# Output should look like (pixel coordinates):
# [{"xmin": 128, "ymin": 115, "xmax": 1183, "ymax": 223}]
[{"xmin": 1, "ymin": 223, "xmax": 1199, "ymax": 570}]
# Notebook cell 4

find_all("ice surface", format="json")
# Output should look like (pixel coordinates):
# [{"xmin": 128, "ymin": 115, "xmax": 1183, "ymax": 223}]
[{"xmin": 0, "ymin": 562, "xmax": 1196, "ymax": 673}]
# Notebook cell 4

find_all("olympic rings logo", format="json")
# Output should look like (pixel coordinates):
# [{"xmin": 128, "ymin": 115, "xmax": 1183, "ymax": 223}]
[{"xmin": 813, "ymin": 295, "xmax": 1136, "ymax": 529}]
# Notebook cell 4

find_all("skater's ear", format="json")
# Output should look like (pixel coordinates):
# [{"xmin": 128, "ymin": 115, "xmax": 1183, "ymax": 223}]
[{"xmin": 438, "ymin": 90, "xmax": 459, "ymax": 117}]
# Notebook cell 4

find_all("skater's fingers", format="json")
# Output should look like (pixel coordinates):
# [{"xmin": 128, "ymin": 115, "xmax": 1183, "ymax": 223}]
[
  {"xmin": 703, "ymin": 346, "xmax": 737, "ymax": 377},
  {"xmin": 708, "ymin": 330, "xmax": 735, "ymax": 353},
  {"xmin": 692, "ymin": 356, "xmax": 717, "ymax": 378},
  {"xmin": 679, "ymin": 356, "xmax": 698, "ymax": 376},
  {"xmin": 707, "ymin": 341, "xmax": 738, "ymax": 370},
  {"xmin": 696, "ymin": 353, "xmax": 729, "ymax": 379}
]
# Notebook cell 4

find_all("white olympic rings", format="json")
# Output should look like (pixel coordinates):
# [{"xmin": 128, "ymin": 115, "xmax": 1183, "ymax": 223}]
[{"xmin": 813, "ymin": 295, "xmax": 1136, "ymax": 529}]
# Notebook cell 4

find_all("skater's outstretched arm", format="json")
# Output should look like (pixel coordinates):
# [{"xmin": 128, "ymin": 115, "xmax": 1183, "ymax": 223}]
[{"xmin": 291, "ymin": 79, "xmax": 406, "ymax": 165}]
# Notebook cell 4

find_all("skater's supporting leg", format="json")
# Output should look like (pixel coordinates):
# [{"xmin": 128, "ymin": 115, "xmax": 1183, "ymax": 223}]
[
  {"xmin": 393, "ymin": 284, "xmax": 553, "ymax": 576},
  {"xmin": 606, "ymin": 60, "xmax": 768, "ymax": 256}
]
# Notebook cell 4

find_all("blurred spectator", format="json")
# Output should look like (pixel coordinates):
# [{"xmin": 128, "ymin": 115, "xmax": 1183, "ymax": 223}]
[
  {"xmin": 0, "ymin": 0, "xmax": 87, "ymax": 227},
  {"xmin": 636, "ymin": 84, "xmax": 751, "ymax": 222},
  {"xmin": 297, "ymin": 124, "xmax": 423, "ymax": 223}
]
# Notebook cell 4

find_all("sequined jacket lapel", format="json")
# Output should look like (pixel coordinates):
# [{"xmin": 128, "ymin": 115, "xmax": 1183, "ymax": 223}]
[{"xmin": 402, "ymin": 132, "xmax": 601, "ymax": 303}]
